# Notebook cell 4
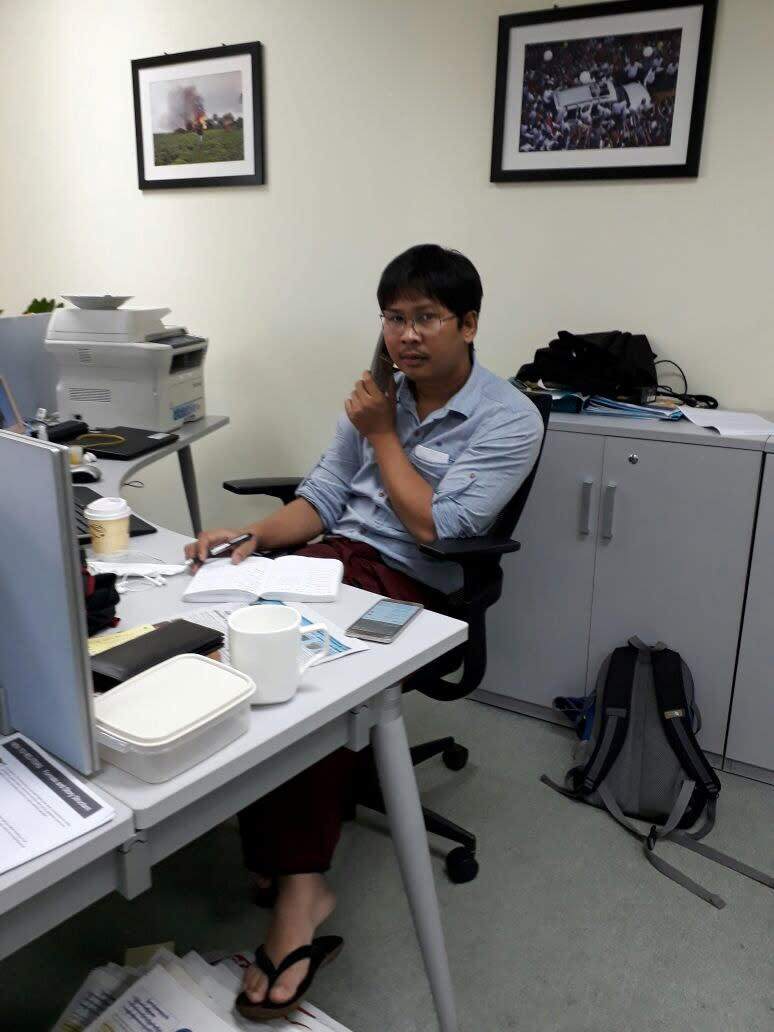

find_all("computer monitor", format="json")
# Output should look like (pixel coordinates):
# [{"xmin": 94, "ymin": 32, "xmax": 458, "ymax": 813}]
[{"xmin": 0, "ymin": 430, "xmax": 98, "ymax": 774}]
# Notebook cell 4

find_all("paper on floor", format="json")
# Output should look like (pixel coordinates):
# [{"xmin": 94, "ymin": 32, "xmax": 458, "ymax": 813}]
[{"xmin": 58, "ymin": 945, "xmax": 354, "ymax": 1032}]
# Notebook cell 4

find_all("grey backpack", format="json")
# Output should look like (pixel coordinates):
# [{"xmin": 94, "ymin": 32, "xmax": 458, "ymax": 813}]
[{"xmin": 543, "ymin": 637, "xmax": 774, "ymax": 908}]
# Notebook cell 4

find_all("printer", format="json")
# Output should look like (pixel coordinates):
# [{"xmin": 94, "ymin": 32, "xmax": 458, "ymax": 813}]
[{"xmin": 45, "ymin": 303, "xmax": 208, "ymax": 432}]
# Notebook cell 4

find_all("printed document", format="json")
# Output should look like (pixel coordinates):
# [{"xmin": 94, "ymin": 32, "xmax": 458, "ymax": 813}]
[
  {"xmin": 0, "ymin": 734, "xmax": 114, "ymax": 875},
  {"xmin": 57, "ymin": 945, "xmax": 354, "ymax": 1032},
  {"xmin": 256, "ymin": 600, "xmax": 371, "ymax": 664},
  {"xmin": 678, "ymin": 407, "xmax": 774, "ymax": 436},
  {"xmin": 83, "ymin": 964, "xmax": 235, "ymax": 1031},
  {"xmin": 181, "ymin": 601, "xmax": 370, "ymax": 667},
  {"xmin": 52, "ymin": 964, "xmax": 139, "ymax": 1032}
]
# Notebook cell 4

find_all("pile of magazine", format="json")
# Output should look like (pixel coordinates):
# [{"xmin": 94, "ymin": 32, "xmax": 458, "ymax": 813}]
[
  {"xmin": 583, "ymin": 395, "xmax": 683, "ymax": 420},
  {"xmin": 51, "ymin": 944, "xmax": 352, "ymax": 1032}
]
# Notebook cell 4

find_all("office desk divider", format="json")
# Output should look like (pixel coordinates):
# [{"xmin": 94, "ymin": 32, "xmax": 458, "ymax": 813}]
[{"xmin": 0, "ymin": 430, "xmax": 98, "ymax": 773}]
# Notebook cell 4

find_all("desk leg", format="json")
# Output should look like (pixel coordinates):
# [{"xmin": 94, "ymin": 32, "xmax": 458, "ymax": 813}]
[
  {"xmin": 177, "ymin": 445, "xmax": 202, "ymax": 536},
  {"xmin": 371, "ymin": 685, "xmax": 458, "ymax": 1032},
  {"xmin": 117, "ymin": 834, "xmax": 152, "ymax": 899}
]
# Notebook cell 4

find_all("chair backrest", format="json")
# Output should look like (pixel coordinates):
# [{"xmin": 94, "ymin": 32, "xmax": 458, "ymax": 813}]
[
  {"xmin": 489, "ymin": 391, "xmax": 552, "ymax": 539},
  {"xmin": 410, "ymin": 391, "xmax": 552, "ymax": 701}
]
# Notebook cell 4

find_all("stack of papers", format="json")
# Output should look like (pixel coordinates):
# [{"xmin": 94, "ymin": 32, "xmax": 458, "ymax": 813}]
[
  {"xmin": 510, "ymin": 378, "xmax": 586, "ymax": 413},
  {"xmin": 584, "ymin": 396, "xmax": 683, "ymax": 420},
  {"xmin": 53, "ymin": 944, "xmax": 353, "ymax": 1031},
  {"xmin": 0, "ymin": 734, "xmax": 115, "ymax": 876}
]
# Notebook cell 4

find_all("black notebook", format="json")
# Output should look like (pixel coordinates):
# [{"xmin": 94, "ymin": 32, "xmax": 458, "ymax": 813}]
[
  {"xmin": 74, "ymin": 426, "xmax": 179, "ymax": 461},
  {"xmin": 90, "ymin": 618, "xmax": 223, "ymax": 692}
]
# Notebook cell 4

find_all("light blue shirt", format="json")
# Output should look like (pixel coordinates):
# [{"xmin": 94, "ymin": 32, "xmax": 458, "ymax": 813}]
[{"xmin": 297, "ymin": 356, "xmax": 544, "ymax": 593}]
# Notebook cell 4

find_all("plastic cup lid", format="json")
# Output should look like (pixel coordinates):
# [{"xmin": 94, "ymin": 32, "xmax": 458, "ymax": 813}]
[{"xmin": 83, "ymin": 496, "xmax": 131, "ymax": 521}]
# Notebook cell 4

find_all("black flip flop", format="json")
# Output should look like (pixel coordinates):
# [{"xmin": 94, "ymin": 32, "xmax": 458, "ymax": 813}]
[{"xmin": 235, "ymin": 935, "xmax": 344, "ymax": 1022}]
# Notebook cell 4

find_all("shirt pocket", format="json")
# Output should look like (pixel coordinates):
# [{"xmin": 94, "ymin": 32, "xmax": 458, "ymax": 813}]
[{"xmin": 410, "ymin": 444, "xmax": 452, "ymax": 488}]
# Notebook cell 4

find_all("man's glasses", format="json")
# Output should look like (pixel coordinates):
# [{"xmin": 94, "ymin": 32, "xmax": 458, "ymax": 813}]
[{"xmin": 379, "ymin": 312, "xmax": 457, "ymax": 338}]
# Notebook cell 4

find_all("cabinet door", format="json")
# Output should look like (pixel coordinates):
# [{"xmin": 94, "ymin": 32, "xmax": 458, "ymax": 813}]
[
  {"xmin": 587, "ymin": 437, "xmax": 760, "ymax": 755},
  {"xmin": 482, "ymin": 430, "xmax": 603, "ymax": 709},
  {"xmin": 725, "ymin": 454, "xmax": 774, "ymax": 774}
]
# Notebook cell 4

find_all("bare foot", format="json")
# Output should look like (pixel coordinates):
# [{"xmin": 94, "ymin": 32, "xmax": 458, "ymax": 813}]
[{"xmin": 242, "ymin": 873, "xmax": 336, "ymax": 1006}]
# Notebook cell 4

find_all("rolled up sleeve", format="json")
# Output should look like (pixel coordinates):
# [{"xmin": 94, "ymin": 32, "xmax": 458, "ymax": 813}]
[
  {"xmin": 432, "ymin": 406, "xmax": 543, "ymax": 539},
  {"xmin": 296, "ymin": 415, "xmax": 362, "ymax": 530}
]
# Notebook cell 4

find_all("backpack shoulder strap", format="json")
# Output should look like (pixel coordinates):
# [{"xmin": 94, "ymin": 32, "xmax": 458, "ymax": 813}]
[
  {"xmin": 573, "ymin": 644, "xmax": 636, "ymax": 794},
  {"xmin": 650, "ymin": 649, "xmax": 721, "ymax": 800}
]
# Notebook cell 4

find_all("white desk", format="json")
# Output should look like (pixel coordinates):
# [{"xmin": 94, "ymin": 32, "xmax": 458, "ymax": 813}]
[
  {"xmin": 0, "ymin": 788, "xmax": 133, "ymax": 959},
  {"xmin": 92, "ymin": 414, "xmax": 229, "ymax": 535},
  {"xmin": 2, "ymin": 521, "xmax": 467, "ymax": 1032}
]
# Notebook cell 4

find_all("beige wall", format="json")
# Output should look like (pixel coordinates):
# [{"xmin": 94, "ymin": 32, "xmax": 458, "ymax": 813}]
[{"xmin": 1, "ymin": 0, "xmax": 772, "ymax": 534}]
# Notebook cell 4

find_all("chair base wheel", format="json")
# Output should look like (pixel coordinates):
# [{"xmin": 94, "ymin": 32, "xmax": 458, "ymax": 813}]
[
  {"xmin": 442, "ymin": 743, "xmax": 469, "ymax": 771},
  {"xmin": 446, "ymin": 846, "xmax": 478, "ymax": 884}
]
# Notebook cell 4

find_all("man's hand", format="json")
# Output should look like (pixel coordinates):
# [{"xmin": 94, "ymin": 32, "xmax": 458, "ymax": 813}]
[
  {"xmin": 345, "ymin": 370, "xmax": 397, "ymax": 440},
  {"xmin": 183, "ymin": 527, "xmax": 258, "ymax": 569}
]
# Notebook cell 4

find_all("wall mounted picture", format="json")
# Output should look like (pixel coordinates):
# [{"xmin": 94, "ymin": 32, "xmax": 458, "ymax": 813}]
[
  {"xmin": 490, "ymin": 0, "xmax": 717, "ymax": 182},
  {"xmin": 132, "ymin": 42, "xmax": 264, "ymax": 189}
]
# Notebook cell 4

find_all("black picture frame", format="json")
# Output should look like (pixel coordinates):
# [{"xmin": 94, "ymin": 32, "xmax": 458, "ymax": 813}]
[
  {"xmin": 490, "ymin": 0, "xmax": 717, "ymax": 182},
  {"xmin": 131, "ymin": 42, "xmax": 264, "ymax": 190}
]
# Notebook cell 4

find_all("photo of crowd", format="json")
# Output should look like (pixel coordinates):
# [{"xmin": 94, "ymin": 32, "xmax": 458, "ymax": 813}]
[{"xmin": 518, "ymin": 29, "xmax": 682, "ymax": 152}]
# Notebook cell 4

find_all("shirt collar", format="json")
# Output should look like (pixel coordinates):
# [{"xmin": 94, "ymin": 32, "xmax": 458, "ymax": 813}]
[{"xmin": 396, "ymin": 352, "xmax": 481, "ymax": 421}]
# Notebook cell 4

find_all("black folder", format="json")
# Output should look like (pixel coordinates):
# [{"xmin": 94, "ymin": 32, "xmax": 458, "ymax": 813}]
[{"xmin": 75, "ymin": 426, "xmax": 179, "ymax": 460}]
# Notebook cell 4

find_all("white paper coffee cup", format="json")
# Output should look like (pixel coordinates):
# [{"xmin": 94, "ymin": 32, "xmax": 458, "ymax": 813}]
[{"xmin": 83, "ymin": 496, "xmax": 131, "ymax": 555}]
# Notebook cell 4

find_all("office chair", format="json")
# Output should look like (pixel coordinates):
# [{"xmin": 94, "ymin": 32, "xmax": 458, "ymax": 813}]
[{"xmin": 223, "ymin": 392, "xmax": 551, "ymax": 883}]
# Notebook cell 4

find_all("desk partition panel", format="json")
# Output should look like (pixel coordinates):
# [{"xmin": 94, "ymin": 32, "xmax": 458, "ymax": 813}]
[{"xmin": 0, "ymin": 430, "xmax": 98, "ymax": 773}]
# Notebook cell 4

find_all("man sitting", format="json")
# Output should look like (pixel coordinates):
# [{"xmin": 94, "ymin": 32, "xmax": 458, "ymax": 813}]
[{"xmin": 185, "ymin": 242, "xmax": 544, "ymax": 1021}]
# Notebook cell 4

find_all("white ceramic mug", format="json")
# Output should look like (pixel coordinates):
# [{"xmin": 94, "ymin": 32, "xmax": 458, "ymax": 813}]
[{"xmin": 227, "ymin": 605, "xmax": 331, "ymax": 704}]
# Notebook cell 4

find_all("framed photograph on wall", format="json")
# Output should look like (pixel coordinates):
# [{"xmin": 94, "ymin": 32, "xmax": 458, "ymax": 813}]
[
  {"xmin": 132, "ymin": 42, "xmax": 264, "ymax": 189},
  {"xmin": 490, "ymin": 0, "xmax": 717, "ymax": 182}
]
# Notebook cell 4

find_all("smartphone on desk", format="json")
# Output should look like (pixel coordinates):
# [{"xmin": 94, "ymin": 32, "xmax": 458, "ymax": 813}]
[
  {"xmin": 346, "ymin": 598, "xmax": 423, "ymax": 643},
  {"xmin": 370, "ymin": 331, "xmax": 395, "ymax": 393}
]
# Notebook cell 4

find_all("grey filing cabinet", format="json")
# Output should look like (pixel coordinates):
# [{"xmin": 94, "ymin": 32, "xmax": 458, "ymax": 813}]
[
  {"xmin": 478, "ymin": 415, "xmax": 765, "ymax": 758},
  {"xmin": 724, "ymin": 446, "xmax": 774, "ymax": 785}
]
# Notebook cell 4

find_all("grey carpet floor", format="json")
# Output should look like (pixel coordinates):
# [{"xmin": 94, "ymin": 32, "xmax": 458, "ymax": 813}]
[{"xmin": 2, "ymin": 696, "xmax": 773, "ymax": 1031}]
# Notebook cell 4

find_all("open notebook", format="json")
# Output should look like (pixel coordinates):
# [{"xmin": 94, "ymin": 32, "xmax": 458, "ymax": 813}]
[{"xmin": 182, "ymin": 555, "xmax": 344, "ymax": 604}]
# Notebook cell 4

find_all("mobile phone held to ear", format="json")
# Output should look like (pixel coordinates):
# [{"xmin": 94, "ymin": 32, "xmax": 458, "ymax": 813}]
[
  {"xmin": 346, "ymin": 597, "xmax": 423, "ymax": 643},
  {"xmin": 370, "ymin": 331, "xmax": 394, "ymax": 393}
]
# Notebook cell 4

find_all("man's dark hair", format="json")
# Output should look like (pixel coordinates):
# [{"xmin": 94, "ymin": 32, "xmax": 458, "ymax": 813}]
[{"xmin": 377, "ymin": 244, "xmax": 483, "ymax": 324}]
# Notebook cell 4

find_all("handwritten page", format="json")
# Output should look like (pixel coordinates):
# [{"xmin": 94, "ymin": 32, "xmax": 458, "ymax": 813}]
[
  {"xmin": 182, "ymin": 555, "xmax": 343, "ymax": 604},
  {"xmin": 182, "ymin": 556, "xmax": 273, "ymax": 603}
]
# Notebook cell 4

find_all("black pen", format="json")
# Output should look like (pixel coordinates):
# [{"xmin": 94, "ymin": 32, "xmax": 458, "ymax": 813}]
[{"xmin": 185, "ymin": 532, "xmax": 253, "ymax": 567}]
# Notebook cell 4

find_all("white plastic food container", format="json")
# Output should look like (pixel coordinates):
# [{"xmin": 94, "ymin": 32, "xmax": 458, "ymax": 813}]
[{"xmin": 93, "ymin": 654, "xmax": 256, "ymax": 783}]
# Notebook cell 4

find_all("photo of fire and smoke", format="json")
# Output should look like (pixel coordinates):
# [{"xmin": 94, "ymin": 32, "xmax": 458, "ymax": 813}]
[
  {"xmin": 149, "ymin": 70, "xmax": 244, "ymax": 166},
  {"xmin": 519, "ymin": 28, "xmax": 682, "ymax": 152}
]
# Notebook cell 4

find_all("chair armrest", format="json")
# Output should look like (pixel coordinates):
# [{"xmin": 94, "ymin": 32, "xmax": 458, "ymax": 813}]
[
  {"xmin": 223, "ymin": 477, "xmax": 301, "ymax": 503},
  {"xmin": 418, "ymin": 535, "xmax": 520, "ymax": 563}
]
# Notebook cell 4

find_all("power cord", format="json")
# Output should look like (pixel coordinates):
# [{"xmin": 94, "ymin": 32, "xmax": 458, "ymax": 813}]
[{"xmin": 653, "ymin": 359, "xmax": 718, "ymax": 409}]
